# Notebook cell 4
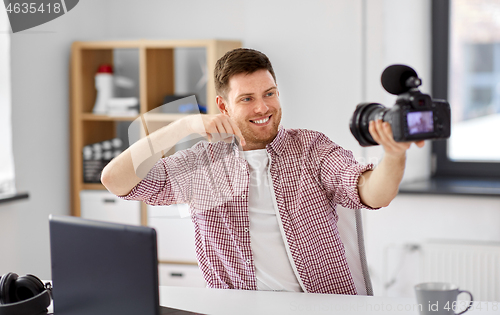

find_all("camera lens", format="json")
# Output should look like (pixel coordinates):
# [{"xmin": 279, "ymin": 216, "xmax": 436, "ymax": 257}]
[{"xmin": 349, "ymin": 103, "xmax": 389, "ymax": 146}]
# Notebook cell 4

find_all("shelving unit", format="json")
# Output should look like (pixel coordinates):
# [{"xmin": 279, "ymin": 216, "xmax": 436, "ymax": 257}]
[{"xmin": 70, "ymin": 40, "xmax": 241, "ymax": 270}]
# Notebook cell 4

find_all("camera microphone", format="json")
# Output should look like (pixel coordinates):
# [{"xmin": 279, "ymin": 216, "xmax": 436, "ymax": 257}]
[{"xmin": 381, "ymin": 64, "xmax": 419, "ymax": 95}]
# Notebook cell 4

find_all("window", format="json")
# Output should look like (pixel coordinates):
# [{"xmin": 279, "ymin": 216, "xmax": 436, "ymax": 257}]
[
  {"xmin": 0, "ymin": 9, "xmax": 16, "ymax": 194},
  {"xmin": 432, "ymin": 0, "xmax": 500, "ymax": 178}
]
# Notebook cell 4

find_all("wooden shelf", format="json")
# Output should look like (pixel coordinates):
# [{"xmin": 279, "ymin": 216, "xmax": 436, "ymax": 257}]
[
  {"xmin": 141, "ymin": 113, "xmax": 191, "ymax": 122},
  {"xmin": 70, "ymin": 39, "xmax": 241, "ymax": 218},
  {"xmin": 80, "ymin": 113, "xmax": 192, "ymax": 122},
  {"xmin": 81, "ymin": 113, "xmax": 139, "ymax": 121},
  {"xmin": 82, "ymin": 183, "xmax": 107, "ymax": 190},
  {"xmin": 74, "ymin": 39, "xmax": 234, "ymax": 50}
]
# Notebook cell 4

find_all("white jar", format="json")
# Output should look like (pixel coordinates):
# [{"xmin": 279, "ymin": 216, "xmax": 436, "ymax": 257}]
[{"xmin": 93, "ymin": 65, "xmax": 114, "ymax": 114}]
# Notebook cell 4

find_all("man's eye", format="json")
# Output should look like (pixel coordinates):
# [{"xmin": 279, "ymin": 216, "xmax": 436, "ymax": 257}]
[
  {"xmin": 266, "ymin": 92, "xmax": 275, "ymax": 97},
  {"xmin": 242, "ymin": 97, "xmax": 251, "ymax": 102}
]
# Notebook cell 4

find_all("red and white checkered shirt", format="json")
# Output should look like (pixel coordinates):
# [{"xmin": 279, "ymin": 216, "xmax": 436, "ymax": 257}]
[{"xmin": 122, "ymin": 127, "xmax": 375, "ymax": 294}]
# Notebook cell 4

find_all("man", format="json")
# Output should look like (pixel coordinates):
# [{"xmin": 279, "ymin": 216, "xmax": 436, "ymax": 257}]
[{"xmin": 101, "ymin": 48, "xmax": 424, "ymax": 295}]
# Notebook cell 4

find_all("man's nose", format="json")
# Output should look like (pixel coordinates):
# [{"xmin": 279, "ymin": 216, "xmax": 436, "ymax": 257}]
[{"xmin": 254, "ymin": 98, "xmax": 269, "ymax": 113}]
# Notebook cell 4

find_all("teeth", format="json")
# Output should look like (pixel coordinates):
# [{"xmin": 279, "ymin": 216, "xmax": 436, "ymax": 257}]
[{"xmin": 252, "ymin": 116, "xmax": 270, "ymax": 124}]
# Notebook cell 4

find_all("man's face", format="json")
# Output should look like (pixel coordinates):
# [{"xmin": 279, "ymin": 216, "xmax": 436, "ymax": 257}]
[{"xmin": 219, "ymin": 69, "xmax": 282, "ymax": 150}]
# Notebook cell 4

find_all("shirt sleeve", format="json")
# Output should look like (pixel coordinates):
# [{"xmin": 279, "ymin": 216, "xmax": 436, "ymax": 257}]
[
  {"xmin": 119, "ymin": 149, "xmax": 197, "ymax": 206},
  {"xmin": 319, "ymin": 143, "xmax": 379, "ymax": 210},
  {"xmin": 120, "ymin": 140, "xmax": 242, "ymax": 211}
]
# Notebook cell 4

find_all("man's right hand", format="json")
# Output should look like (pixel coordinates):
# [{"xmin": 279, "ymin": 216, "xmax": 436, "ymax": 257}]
[{"xmin": 186, "ymin": 114, "xmax": 246, "ymax": 147}]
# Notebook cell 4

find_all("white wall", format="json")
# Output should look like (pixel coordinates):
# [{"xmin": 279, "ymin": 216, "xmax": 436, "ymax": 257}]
[{"xmin": 0, "ymin": 8, "xmax": 15, "ymax": 194}]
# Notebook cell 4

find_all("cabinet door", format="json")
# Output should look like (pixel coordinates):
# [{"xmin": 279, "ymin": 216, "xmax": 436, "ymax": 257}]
[
  {"xmin": 80, "ymin": 190, "xmax": 141, "ymax": 225},
  {"xmin": 148, "ymin": 204, "xmax": 197, "ymax": 263},
  {"xmin": 158, "ymin": 264, "xmax": 205, "ymax": 287}
]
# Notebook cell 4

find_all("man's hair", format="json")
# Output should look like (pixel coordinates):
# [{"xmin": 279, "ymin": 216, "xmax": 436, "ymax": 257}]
[{"xmin": 214, "ymin": 48, "xmax": 277, "ymax": 99}]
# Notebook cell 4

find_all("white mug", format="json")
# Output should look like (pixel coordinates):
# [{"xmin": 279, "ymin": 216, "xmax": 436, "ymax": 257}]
[{"xmin": 415, "ymin": 282, "xmax": 473, "ymax": 315}]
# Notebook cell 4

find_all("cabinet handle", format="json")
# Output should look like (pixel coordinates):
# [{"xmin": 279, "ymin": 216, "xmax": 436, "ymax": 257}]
[
  {"xmin": 103, "ymin": 199, "xmax": 116, "ymax": 203},
  {"xmin": 170, "ymin": 273, "xmax": 183, "ymax": 277}
]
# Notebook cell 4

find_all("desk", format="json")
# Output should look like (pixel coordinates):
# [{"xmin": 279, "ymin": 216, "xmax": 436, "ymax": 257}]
[
  {"xmin": 47, "ymin": 286, "xmax": 499, "ymax": 315},
  {"xmin": 159, "ymin": 287, "xmax": 498, "ymax": 315}
]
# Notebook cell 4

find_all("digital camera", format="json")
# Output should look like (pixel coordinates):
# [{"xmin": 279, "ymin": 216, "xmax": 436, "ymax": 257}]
[{"xmin": 349, "ymin": 65, "xmax": 451, "ymax": 147}]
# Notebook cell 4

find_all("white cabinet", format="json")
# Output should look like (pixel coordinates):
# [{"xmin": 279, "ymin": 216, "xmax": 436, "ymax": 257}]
[
  {"xmin": 158, "ymin": 264, "xmax": 205, "ymax": 288},
  {"xmin": 148, "ymin": 204, "xmax": 205, "ymax": 287},
  {"xmin": 147, "ymin": 204, "xmax": 197, "ymax": 262},
  {"xmin": 80, "ymin": 190, "xmax": 141, "ymax": 225}
]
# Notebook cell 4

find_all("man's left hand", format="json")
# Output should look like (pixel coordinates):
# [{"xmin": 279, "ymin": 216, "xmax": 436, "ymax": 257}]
[
  {"xmin": 368, "ymin": 119, "xmax": 425, "ymax": 156},
  {"xmin": 358, "ymin": 119, "xmax": 425, "ymax": 208}
]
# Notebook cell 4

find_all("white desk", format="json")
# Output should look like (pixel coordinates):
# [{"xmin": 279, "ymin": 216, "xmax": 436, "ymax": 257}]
[
  {"xmin": 159, "ymin": 286, "xmax": 498, "ymax": 315},
  {"xmin": 47, "ymin": 286, "xmax": 499, "ymax": 315}
]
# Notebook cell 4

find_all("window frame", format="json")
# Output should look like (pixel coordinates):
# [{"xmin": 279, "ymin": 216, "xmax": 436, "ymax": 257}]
[{"xmin": 431, "ymin": 0, "xmax": 500, "ymax": 179}]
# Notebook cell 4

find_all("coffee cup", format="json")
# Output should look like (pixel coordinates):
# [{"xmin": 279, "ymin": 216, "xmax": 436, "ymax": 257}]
[{"xmin": 415, "ymin": 282, "xmax": 473, "ymax": 315}]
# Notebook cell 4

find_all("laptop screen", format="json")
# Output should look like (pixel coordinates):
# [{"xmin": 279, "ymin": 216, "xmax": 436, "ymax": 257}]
[{"xmin": 49, "ymin": 215, "xmax": 160, "ymax": 315}]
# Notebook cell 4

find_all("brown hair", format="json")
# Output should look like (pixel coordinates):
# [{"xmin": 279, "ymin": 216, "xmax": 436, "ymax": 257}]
[{"xmin": 214, "ymin": 48, "xmax": 277, "ymax": 99}]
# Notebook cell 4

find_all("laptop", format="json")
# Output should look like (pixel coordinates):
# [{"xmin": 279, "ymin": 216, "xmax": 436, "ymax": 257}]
[{"xmin": 49, "ymin": 215, "xmax": 203, "ymax": 315}]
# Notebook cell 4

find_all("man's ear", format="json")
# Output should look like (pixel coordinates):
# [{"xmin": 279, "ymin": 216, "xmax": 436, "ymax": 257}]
[{"xmin": 216, "ymin": 95, "xmax": 229, "ymax": 115}]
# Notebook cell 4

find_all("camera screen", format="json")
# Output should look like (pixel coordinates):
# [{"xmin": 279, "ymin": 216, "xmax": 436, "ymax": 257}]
[{"xmin": 407, "ymin": 111, "xmax": 434, "ymax": 135}]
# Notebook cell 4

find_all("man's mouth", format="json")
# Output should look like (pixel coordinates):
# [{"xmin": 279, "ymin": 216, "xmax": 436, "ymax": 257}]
[{"xmin": 250, "ymin": 115, "xmax": 271, "ymax": 125}]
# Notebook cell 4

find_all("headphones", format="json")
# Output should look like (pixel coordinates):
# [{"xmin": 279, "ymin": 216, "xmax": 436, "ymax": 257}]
[{"xmin": 0, "ymin": 273, "xmax": 52, "ymax": 315}]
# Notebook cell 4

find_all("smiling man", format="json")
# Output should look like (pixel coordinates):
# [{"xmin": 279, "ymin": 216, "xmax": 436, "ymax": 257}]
[{"xmin": 101, "ymin": 48, "xmax": 423, "ymax": 295}]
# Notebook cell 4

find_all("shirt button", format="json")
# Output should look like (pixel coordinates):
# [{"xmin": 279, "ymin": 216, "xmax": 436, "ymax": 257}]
[
  {"xmin": 246, "ymin": 259, "xmax": 251, "ymax": 264},
  {"xmin": 241, "ymin": 194, "xmax": 246, "ymax": 199},
  {"xmin": 244, "ymin": 228, "xmax": 249, "ymax": 232}
]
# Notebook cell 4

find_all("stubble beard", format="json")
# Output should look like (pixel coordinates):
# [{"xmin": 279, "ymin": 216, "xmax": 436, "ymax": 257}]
[{"xmin": 240, "ymin": 107, "xmax": 282, "ymax": 149}]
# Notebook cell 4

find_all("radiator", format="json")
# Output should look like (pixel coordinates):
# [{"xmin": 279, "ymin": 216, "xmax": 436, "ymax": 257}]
[{"xmin": 419, "ymin": 240, "xmax": 500, "ymax": 302}]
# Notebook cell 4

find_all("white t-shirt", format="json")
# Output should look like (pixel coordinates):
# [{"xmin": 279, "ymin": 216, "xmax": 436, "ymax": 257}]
[{"xmin": 243, "ymin": 149, "xmax": 302, "ymax": 292}]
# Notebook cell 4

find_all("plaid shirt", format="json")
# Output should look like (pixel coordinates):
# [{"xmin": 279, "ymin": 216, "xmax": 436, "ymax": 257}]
[{"xmin": 122, "ymin": 127, "xmax": 374, "ymax": 294}]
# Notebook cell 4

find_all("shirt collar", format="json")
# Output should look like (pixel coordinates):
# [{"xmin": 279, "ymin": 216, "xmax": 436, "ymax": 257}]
[{"xmin": 266, "ymin": 125, "xmax": 287, "ymax": 156}]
